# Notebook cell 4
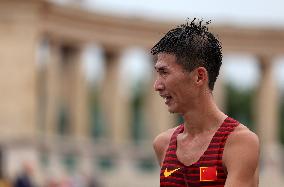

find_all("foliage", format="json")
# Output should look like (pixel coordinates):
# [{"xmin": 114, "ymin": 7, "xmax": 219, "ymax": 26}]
[{"xmin": 225, "ymin": 84, "xmax": 256, "ymax": 131}]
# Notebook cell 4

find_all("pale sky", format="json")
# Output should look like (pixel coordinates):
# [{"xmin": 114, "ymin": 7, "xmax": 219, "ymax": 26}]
[
  {"xmin": 84, "ymin": 0, "xmax": 284, "ymax": 28},
  {"xmin": 54, "ymin": 0, "xmax": 284, "ymax": 90}
]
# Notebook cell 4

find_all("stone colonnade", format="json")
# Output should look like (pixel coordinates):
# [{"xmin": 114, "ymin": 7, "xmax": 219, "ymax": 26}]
[
  {"xmin": 0, "ymin": 0, "xmax": 284, "ymax": 186},
  {"xmin": 43, "ymin": 42, "xmax": 179, "ymax": 145}
]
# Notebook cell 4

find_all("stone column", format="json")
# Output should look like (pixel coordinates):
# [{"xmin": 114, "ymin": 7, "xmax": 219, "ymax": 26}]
[
  {"xmin": 45, "ymin": 44, "xmax": 88, "ymax": 140},
  {"xmin": 0, "ymin": 2, "xmax": 39, "ymax": 140},
  {"xmin": 70, "ymin": 46, "xmax": 88, "ymax": 142},
  {"xmin": 101, "ymin": 48, "xmax": 131, "ymax": 146},
  {"xmin": 255, "ymin": 56, "xmax": 284, "ymax": 186},
  {"xmin": 256, "ymin": 56, "xmax": 278, "ymax": 144},
  {"xmin": 45, "ymin": 41, "xmax": 61, "ymax": 138}
]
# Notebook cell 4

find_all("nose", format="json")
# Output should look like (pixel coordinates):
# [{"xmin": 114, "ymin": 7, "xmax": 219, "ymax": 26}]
[{"xmin": 154, "ymin": 78, "xmax": 165, "ymax": 91}]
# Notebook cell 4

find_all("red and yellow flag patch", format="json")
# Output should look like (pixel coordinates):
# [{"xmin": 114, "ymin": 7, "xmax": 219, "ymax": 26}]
[{"xmin": 200, "ymin": 166, "xmax": 217, "ymax": 181}]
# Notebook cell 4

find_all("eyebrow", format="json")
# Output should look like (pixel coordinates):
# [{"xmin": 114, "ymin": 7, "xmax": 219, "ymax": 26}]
[{"xmin": 154, "ymin": 65, "xmax": 168, "ymax": 71}]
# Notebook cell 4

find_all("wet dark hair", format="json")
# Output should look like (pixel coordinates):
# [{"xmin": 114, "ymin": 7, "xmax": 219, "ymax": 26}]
[{"xmin": 151, "ymin": 18, "xmax": 222, "ymax": 90}]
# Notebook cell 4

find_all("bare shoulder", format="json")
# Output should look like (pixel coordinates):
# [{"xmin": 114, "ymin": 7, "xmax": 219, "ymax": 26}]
[
  {"xmin": 226, "ymin": 123, "xmax": 259, "ymax": 149},
  {"xmin": 153, "ymin": 127, "xmax": 177, "ymax": 153},
  {"xmin": 223, "ymin": 123, "xmax": 260, "ymax": 170},
  {"xmin": 153, "ymin": 127, "xmax": 178, "ymax": 166},
  {"xmin": 223, "ymin": 123, "xmax": 260, "ymax": 186}
]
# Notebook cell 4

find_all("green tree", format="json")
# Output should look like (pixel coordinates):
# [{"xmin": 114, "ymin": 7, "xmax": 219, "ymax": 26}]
[{"xmin": 225, "ymin": 84, "xmax": 256, "ymax": 131}]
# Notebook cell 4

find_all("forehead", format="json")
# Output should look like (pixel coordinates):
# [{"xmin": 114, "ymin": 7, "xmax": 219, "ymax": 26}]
[{"xmin": 154, "ymin": 53, "xmax": 179, "ymax": 69}]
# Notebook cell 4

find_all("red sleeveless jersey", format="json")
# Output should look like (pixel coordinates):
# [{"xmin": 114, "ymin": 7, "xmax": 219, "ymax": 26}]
[{"xmin": 160, "ymin": 117, "xmax": 239, "ymax": 187}]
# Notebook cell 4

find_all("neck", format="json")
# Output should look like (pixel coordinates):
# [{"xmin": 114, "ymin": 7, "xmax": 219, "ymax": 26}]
[{"xmin": 181, "ymin": 94, "xmax": 227, "ymax": 136}]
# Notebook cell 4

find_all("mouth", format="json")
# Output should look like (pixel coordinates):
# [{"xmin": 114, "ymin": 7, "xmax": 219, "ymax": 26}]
[{"xmin": 160, "ymin": 94, "xmax": 173, "ymax": 105}]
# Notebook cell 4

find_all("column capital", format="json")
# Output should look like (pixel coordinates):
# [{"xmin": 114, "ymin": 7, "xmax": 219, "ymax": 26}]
[
  {"xmin": 258, "ymin": 55, "xmax": 274, "ymax": 69},
  {"xmin": 103, "ymin": 45, "xmax": 125, "ymax": 62}
]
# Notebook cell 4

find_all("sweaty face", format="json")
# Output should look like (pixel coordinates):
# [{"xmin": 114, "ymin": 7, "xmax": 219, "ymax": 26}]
[{"xmin": 154, "ymin": 53, "xmax": 197, "ymax": 114}]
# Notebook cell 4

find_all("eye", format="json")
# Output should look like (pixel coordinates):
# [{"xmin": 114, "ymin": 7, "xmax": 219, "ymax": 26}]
[
  {"xmin": 155, "ymin": 66, "xmax": 169, "ymax": 77},
  {"xmin": 157, "ymin": 69, "xmax": 168, "ymax": 75}
]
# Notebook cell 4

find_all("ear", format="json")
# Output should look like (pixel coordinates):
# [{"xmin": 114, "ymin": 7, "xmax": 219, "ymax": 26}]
[{"xmin": 195, "ymin": 67, "xmax": 208, "ymax": 85}]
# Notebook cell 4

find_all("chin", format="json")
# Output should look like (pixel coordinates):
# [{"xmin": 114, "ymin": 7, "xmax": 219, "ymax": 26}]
[
  {"xmin": 167, "ymin": 107, "xmax": 178, "ymax": 114},
  {"xmin": 168, "ymin": 105, "xmax": 184, "ymax": 114},
  {"xmin": 168, "ymin": 110, "xmax": 175, "ymax": 114}
]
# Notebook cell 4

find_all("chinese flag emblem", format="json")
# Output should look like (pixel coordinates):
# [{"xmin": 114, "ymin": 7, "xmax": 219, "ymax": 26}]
[{"xmin": 200, "ymin": 166, "xmax": 217, "ymax": 181}]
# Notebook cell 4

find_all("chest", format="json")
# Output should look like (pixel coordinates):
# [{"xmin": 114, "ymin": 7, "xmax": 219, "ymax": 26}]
[
  {"xmin": 176, "ymin": 134, "xmax": 214, "ymax": 166},
  {"xmin": 160, "ymin": 135, "xmax": 227, "ymax": 187}
]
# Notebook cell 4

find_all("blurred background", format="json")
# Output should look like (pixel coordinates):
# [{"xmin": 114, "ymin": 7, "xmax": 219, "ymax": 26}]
[{"xmin": 1, "ymin": 0, "xmax": 284, "ymax": 186}]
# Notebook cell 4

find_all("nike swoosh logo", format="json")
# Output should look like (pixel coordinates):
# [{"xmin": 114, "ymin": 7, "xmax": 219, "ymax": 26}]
[{"xmin": 164, "ymin": 168, "xmax": 180, "ymax": 177}]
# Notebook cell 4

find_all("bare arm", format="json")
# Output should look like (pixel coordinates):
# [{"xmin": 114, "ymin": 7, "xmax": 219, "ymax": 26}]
[
  {"xmin": 153, "ymin": 128, "xmax": 176, "ymax": 166},
  {"xmin": 223, "ymin": 126, "xmax": 260, "ymax": 187}
]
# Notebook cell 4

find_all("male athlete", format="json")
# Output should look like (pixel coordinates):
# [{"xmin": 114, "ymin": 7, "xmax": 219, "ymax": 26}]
[{"xmin": 151, "ymin": 19, "xmax": 259, "ymax": 187}]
